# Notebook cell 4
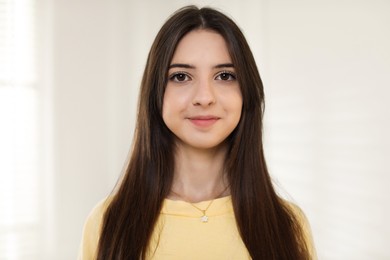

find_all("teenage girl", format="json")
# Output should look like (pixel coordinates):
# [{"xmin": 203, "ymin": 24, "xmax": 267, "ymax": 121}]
[{"xmin": 79, "ymin": 6, "xmax": 316, "ymax": 260}]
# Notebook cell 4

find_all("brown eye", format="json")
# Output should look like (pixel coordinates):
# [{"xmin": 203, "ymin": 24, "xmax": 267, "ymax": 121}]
[
  {"xmin": 216, "ymin": 72, "xmax": 236, "ymax": 81},
  {"xmin": 170, "ymin": 72, "xmax": 191, "ymax": 82}
]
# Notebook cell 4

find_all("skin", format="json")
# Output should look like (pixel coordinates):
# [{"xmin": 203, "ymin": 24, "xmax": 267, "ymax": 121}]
[{"xmin": 162, "ymin": 29, "xmax": 242, "ymax": 202}]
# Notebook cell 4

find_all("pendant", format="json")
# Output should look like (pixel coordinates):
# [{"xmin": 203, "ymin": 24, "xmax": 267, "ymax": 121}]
[{"xmin": 201, "ymin": 215, "xmax": 209, "ymax": 223}]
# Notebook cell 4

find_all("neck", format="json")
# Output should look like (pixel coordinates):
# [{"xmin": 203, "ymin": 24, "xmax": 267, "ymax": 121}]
[{"xmin": 169, "ymin": 142, "xmax": 230, "ymax": 203}]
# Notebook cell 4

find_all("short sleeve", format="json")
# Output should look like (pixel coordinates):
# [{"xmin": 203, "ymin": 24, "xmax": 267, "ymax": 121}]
[
  {"xmin": 287, "ymin": 202, "xmax": 318, "ymax": 260},
  {"xmin": 78, "ymin": 199, "xmax": 109, "ymax": 260}
]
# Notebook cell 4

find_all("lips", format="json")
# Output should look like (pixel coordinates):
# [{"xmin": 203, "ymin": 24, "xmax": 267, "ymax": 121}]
[{"xmin": 188, "ymin": 115, "xmax": 220, "ymax": 127}]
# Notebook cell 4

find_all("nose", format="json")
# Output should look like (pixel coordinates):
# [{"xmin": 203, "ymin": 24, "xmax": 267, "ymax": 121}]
[{"xmin": 192, "ymin": 79, "xmax": 216, "ymax": 106}]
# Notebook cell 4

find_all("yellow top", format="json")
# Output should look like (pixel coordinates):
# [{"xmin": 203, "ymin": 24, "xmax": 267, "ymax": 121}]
[{"xmin": 78, "ymin": 196, "xmax": 316, "ymax": 259}]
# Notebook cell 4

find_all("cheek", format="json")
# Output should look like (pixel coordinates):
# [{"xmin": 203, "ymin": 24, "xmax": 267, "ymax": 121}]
[
  {"xmin": 163, "ymin": 88, "xmax": 189, "ymax": 113},
  {"xmin": 230, "ymin": 93, "xmax": 243, "ymax": 127},
  {"xmin": 162, "ymin": 93, "xmax": 171, "ymax": 125},
  {"xmin": 162, "ymin": 89, "xmax": 184, "ymax": 125},
  {"xmin": 235, "ymin": 100, "xmax": 243, "ymax": 123},
  {"xmin": 224, "ymin": 89, "xmax": 243, "ymax": 116},
  {"xmin": 235, "ymin": 89, "xmax": 243, "ymax": 117}
]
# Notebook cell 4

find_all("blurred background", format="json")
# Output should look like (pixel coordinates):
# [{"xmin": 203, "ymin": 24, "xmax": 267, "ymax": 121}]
[{"xmin": 0, "ymin": 0, "xmax": 389, "ymax": 259}]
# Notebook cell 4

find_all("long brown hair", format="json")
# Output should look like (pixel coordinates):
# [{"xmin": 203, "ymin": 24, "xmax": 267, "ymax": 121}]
[{"xmin": 97, "ymin": 6, "xmax": 310, "ymax": 259}]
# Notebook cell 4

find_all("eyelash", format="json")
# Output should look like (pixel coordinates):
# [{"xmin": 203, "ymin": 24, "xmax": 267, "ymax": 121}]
[
  {"xmin": 169, "ymin": 71, "xmax": 191, "ymax": 82},
  {"xmin": 216, "ymin": 71, "xmax": 237, "ymax": 81},
  {"xmin": 168, "ymin": 71, "xmax": 237, "ymax": 82}
]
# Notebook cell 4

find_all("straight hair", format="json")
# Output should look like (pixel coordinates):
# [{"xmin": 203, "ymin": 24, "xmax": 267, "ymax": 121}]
[{"xmin": 97, "ymin": 6, "xmax": 310, "ymax": 260}]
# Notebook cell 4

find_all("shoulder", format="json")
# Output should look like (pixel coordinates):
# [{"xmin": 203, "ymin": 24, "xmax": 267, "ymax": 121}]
[
  {"xmin": 281, "ymin": 200, "xmax": 318, "ymax": 260},
  {"xmin": 78, "ymin": 197, "xmax": 112, "ymax": 260},
  {"xmin": 283, "ymin": 200, "xmax": 310, "ymax": 228}
]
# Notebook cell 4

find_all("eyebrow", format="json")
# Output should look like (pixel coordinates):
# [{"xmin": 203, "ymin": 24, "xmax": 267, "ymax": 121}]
[{"xmin": 168, "ymin": 63, "xmax": 234, "ymax": 69}]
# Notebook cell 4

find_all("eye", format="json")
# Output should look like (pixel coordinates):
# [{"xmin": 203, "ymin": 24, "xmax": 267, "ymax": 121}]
[
  {"xmin": 169, "ymin": 72, "xmax": 191, "ymax": 82},
  {"xmin": 215, "ymin": 71, "xmax": 236, "ymax": 81}
]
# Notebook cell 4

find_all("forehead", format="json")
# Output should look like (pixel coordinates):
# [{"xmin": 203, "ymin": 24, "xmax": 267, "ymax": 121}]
[{"xmin": 170, "ymin": 29, "xmax": 232, "ymax": 65}]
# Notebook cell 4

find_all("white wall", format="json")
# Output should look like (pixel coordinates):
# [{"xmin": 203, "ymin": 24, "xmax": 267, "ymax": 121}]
[
  {"xmin": 44, "ymin": 0, "xmax": 389, "ymax": 259},
  {"xmin": 260, "ymin": 1, "xmax": 390, "ymax": 259}
]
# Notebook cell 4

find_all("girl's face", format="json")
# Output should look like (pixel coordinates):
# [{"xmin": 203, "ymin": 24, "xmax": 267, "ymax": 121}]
[{"xmin": 162, "ymin": 29, "xmax": 242, "ymax": 151}]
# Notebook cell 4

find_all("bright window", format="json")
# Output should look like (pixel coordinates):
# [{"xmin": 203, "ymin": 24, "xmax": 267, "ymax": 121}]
[{"xmin": 0, "ymin": 0, "xmax": 41, "ymax": 258}]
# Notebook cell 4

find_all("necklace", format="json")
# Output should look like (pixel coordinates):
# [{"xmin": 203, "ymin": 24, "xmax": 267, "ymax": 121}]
[{"xmin": 170, "ymin": 186, "xmax": 229, "ymax": 223}]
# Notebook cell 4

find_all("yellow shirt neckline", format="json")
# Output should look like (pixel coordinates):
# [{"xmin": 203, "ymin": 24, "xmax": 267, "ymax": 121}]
[{"xmin": 162, "ymin": 195, "xmax": 233, "ymax": 217}]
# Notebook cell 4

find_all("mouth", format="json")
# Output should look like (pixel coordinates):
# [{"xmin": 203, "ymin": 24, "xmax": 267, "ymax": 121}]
[{"xmin": 188, "ymin": 115, "xmax": 220, "ymax": 127}]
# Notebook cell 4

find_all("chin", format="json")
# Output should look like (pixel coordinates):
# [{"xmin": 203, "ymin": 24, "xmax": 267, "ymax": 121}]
[{"xmin": 186, "ymin": 139, "xmax": 229, "ymax": 151}]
